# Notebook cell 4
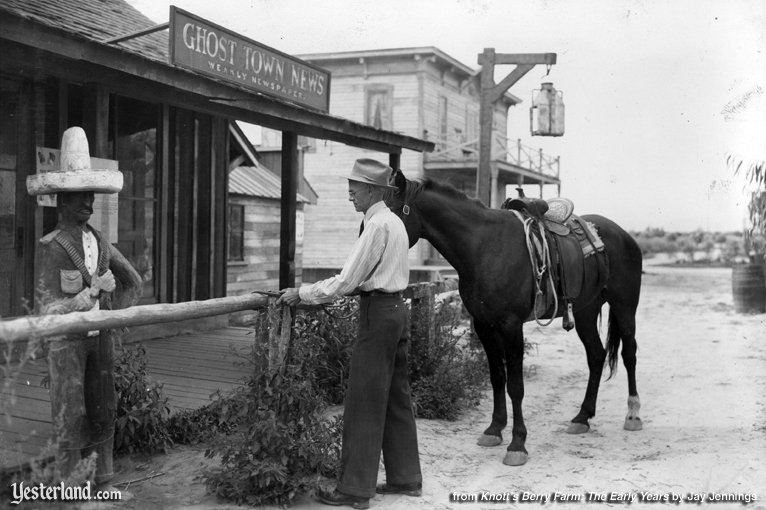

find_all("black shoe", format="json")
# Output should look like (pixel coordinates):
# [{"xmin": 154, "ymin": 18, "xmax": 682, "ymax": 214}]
[
  {"xmin": 376, "ymin": 482, "xmax": 422, "ymax": 497},
  {"xmin": 315, "ymin": 488, "xmax": 370, "ymax": 509}
]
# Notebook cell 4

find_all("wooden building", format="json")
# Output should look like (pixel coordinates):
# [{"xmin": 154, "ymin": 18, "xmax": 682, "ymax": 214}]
[
  {"xmin": 226, "ymin": 163, "xmax": 310, "ymax": 296},
  {"xmin": 266, "ymin": 47, "xmax": 561, "ymax": 268},
  {"xmin": 0, "ymin": 1, "xmax": 432, "ymax": 330}
]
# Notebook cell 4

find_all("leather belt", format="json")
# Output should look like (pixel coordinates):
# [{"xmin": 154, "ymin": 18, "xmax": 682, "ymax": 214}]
[{"xmin": 359, "ymin": 289, "xmax": 402, "ymax": 298}]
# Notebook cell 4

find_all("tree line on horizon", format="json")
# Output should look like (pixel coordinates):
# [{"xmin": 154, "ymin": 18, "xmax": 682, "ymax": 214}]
[{"xmin": 629, "ymin": 227, "xmax": 754, "ymax": 264}]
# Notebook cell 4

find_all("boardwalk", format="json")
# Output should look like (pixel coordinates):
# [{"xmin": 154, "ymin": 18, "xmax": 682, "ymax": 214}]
[{"xmin": 0, "ymin": 326, "xmax": 256, "ymax": 475}]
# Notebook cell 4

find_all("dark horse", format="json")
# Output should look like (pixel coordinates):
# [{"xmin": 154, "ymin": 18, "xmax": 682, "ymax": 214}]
[{"xmin": 386, "ymin": 170, "xmax": 643, "ymax": 466}]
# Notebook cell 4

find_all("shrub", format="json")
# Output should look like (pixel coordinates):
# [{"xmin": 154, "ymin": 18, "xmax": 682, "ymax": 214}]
[
  {"xmin": 408, "ymin": 296, "xmax": 486, "ymax": 420},
  {"xmin": 200, "ymin": 303, "xmax": 343, "ymax": 507},
  {"xmin": 166, "ymin": 389, "xmax": 237, "ymax": 445},
  {"xmin": 290, "ymin": 300, "xmax": 357, "ymax": 405},
  {"xmin": 113, "ymin": 344, "xmax": 173, "ymax": 454},
  {"xmin": 180, "ymin": 291, "xmax": 487, "ymax": 505}
]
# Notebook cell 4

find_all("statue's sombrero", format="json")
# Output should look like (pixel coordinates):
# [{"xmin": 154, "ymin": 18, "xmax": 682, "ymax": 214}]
[{"xmin": 26, "ymin": 126, "xmax": 122, "ymax": 196}]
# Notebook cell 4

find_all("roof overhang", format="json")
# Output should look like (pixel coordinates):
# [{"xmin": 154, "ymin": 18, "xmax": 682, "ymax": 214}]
[{"xmin": 0, "ymin": 12, "xmax": 433, "ymax": 155}]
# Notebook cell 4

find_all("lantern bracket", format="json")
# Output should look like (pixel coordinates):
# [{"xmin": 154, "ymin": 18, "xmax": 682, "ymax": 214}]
[{"xmin": 475, "ymin": 48, "xmax": 558, "ymax": 206}]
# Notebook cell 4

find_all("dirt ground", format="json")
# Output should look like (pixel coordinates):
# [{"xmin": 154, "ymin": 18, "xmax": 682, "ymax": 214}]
[{"xmin": 84, "ymin": 263, "xmax": 765, "ymax": 510}]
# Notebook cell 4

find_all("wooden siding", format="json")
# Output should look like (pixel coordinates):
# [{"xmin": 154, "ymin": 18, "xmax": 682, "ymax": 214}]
[
  {"xmin": 0, "ymin": 327, "xmax": 256, "ymax": 474},
  {"xmin": 227, "ymin": 196, "xmax": 304, "ymax": 295},
  {"xmin": 300, "ymin": 52, "xmax": 498, "ymax": 267},
  {"xmin": 298, "ymin": 71, "xmax": 426, "ymax": 268}
]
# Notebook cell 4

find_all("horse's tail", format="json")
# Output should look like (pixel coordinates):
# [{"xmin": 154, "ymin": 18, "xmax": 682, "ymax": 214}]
[{"xmin": 605, "ymin": 306, "xmax": 621, "ymax": 380}]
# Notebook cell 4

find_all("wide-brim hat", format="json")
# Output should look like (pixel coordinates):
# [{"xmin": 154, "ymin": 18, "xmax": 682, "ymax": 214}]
[
  {"xmin": 26, "ymin": 126, "xmax": 123, "ymax": 196},
  {"xmin": 347, "ymin": 158, "xmax": 397, "ymax": 189}
]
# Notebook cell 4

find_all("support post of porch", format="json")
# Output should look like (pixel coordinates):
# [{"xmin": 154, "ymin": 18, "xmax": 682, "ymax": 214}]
[{"xmin": 280, "ymin": 131, "xmax": 299, "ymax": 289}]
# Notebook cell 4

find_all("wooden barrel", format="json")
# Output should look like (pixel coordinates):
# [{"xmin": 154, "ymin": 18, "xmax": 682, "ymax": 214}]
[{"xmin": 731, "ymin": 263, "xmax": 766, "ymax": 314}]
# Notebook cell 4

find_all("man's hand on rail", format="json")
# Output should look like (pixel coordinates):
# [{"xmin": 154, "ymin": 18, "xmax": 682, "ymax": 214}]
[{"xmin": 276, "ymin": 288, "xmax": 301, "ymax": 307}]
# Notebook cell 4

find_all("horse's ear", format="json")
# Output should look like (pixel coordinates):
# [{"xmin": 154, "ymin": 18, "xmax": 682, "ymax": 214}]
[{"xmin": 392, "ymin": 169, "xmax": 407, "ymax": 193}]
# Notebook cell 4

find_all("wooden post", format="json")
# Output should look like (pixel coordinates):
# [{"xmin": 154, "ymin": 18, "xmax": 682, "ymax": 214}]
[
  {"xmin": 82, "ymin": 83, "xmax": 109, "ymax": 158},
  {"xmin": 196, "ymin": 115, "xmax": 213, "ymax": 300},
  {"xmin": 16, "ymin": 80, "xmax": 36, "ymax": 317},
  {"xmin": 211, "ymin": 117, "xmax": 228, "ymax": 298},
  {"xmin": 269, "ymin": 303, "xmax": 293, "ymax": 370},
  {"xmin": 476, "ymin": 49, "xmax": 557, "ymax": 205},
  {"xmin": 409, "ymin": 282, "xmax": 436, "ymax": 347},
  {"xmin": 159, "ymin": 105, "xmax": 173, "ymax": 303},
  {"xmin": 176, "ymin": 109, "xmax": 195, "ymax": 302},
  {"xmin": 389, "ymin": 152, "xmax": 401, "ymax": 171},
  {"xmin": 477, "ymin": 48, "xmax": 496, "ymax": 205},
  {"xmin": 253, "ymin": 299, "xmax": 294, "ymax": 372},
  {"xmin": 280, "ymin": 131, "xmax": 298, "ymax": 289}
]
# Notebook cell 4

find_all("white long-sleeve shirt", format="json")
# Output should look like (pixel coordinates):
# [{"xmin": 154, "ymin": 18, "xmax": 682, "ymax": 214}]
[{"xmin": 298, "ymin": 201, "xmax": 409, "ymax": 305}]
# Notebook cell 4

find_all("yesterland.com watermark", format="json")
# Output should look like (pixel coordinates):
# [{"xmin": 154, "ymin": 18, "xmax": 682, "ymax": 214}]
[
  {"xmin": 8, "ymin": 481, "xmax": 122, "ymax": 505},
  {"xmin": 449, "ymin": 490, "xmax": 759, "ymax": 505}
]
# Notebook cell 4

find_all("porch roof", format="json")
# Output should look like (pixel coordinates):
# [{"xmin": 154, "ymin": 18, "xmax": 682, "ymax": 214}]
[{"xmin": 0, "ymin": 0, "xmax": 434, "ymax": 155}]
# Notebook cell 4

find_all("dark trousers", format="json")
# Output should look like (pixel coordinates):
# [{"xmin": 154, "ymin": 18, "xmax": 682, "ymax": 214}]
[
  {"xmin": 48, "ymin": 333, "xmax": 116, "ymax": 484},
  {"xmin": 336, "ymin": 295, "xmax": 422, "ymax": 498}
]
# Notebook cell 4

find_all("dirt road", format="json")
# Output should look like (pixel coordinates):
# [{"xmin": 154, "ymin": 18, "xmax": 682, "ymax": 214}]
[{"xmin": 98, "ymin": 264, "xmax": 766, "ymax": 510}]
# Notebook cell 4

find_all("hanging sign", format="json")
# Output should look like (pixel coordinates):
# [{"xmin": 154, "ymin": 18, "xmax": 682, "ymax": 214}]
[{"xmin": 169, "ymin": 7, "xmax": 331, "ymax": 112}]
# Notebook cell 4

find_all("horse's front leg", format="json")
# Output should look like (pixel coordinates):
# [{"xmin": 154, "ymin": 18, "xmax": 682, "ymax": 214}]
[
  {"xmin": 503, "ymin": 323, "xmax": 528, "ymax": 466},
  {"xmin": 475, "ymin": 322, "xmax": 506, "ymax": 447}
]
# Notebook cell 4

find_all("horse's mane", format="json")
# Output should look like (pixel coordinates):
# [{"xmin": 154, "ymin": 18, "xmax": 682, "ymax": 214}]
[{"xmin": 421, "ymin": 178, "xmax": 488, "ymax": 209}]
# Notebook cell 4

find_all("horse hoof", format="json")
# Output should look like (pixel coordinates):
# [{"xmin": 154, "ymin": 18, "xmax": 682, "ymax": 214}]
[
  {"xmin": 502, "ymin": 451, "xmax": 528, "ymax": 466},
  {"xmin": 624, "ymin": 417, "xmax": 643, "ymax": 431},
  {"xmin": 477, "ymin": 434, "xmax": 503, "ymax": 447},
  {"xmin": 566, "ymin": 422, "xmax": 590, "ymax": 434}
]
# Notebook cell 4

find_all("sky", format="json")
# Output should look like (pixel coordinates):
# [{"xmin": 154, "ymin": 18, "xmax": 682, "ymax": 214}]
[{"xmin": 127, "ymin": 0, "xmax": 766, "ymax": 233}]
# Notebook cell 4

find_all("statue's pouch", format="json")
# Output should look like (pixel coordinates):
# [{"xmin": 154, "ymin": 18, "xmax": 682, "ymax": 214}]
[{"xmin": 60, "ymin": 269, "xmax": 84, "ymax": 294}]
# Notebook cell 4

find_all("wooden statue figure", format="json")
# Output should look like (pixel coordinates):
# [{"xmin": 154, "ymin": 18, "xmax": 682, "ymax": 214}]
[{"xmin": 27, "ymin": 126, "xmax": 142, "ymax": 484}]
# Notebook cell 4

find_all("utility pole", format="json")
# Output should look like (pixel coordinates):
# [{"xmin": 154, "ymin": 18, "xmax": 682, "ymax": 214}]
[{"xmin": 477, "ymin": 49, "xmax": 556, "ymax": 206}]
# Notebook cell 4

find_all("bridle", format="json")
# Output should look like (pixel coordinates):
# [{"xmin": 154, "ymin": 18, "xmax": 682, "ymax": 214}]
[{"xmin": 387, "ymin": 171, "xmax": 422, "ymax": 221}]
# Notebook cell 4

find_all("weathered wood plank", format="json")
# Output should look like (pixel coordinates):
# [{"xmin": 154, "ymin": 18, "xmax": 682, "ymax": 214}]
[
  {"xmin": 0, "ymin": 327, "xmax": 258, "ymax": 472},
  {"xmin": 0, "ymin": 294, "xmax": 268, "ymax": 342}
]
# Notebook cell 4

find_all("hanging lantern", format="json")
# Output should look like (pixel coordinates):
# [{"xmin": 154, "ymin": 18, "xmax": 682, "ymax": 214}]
[{"xmin": 530, "ymin": 82, "xmax": 565, "ymax": 136}]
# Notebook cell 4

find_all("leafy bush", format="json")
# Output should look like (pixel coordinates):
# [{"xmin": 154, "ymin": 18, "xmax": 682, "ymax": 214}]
[
  {"xmin": 113, "ymin": 344, "xmax": 173, "ymax": 454},
  {"xmin": 175, "ymin": 291, "xmax": 487, "ymax": 505},
  {"xmin": 408, "ymin": 296, "xmax": 486, "ymax": 420},
  {"xmin": 290, "ymin": 300, "xmax": 357, "ymax": 405},
  {"xmin": 166, "ymin": 389, "xmax": 237, "ymax": 445},
  {"xmin": 200, "ymin": 304, "xmax": 343, "ymax": 507}
]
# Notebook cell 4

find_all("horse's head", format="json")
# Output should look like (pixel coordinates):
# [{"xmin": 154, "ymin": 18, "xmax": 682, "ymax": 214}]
[{"xmin": 385, "ymin": 169, "xmax": 422, "ymax": 248}]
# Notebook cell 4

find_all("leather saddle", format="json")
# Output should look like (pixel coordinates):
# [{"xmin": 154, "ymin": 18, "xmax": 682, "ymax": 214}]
[{"xmin": 502, "ymin": 192, "xmax": 606, "ymax": 329}]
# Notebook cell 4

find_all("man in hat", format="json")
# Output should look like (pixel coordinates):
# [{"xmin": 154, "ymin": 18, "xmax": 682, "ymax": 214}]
[
  {"xmin": 27, "ymin": 126, "xmax": 142, "ymax": 484},
  {"xmin": 278, "ymin": 158, "xmax": 421, "ymax": 509}
]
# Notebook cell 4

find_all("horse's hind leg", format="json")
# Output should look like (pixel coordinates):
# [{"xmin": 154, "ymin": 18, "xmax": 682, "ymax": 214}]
[
  {"xmin": 568, "ymin": 300, "xmax": 606, "ymax": 434},
  {"xmin": 474, "ymin": 322, "xmax": 507, "ymax": 447},
  {"xmin": 610, "ymin": 303, "xmax": 642, "ymax": 431}
]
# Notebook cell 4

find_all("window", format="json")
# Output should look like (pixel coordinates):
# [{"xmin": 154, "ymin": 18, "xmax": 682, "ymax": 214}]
[
  {"xmin": 228, "ymin": 203, "xmax": 244, "ymax": 262},
  {"xmin": 465, "ymin": 106, "xmax": 478, "ymax": 148},
  {"xmin": 365, "ymin": 85, "xmax": 393, "ymax": 130},
  {"xmin": 438, "ymin": 96, "xmax": 448, "ymax": 149}
]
